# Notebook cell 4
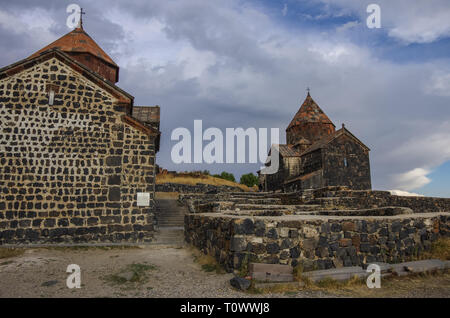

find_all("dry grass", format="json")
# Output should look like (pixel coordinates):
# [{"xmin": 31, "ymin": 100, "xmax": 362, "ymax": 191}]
[
  {"xmin": 313, "ymin": 275, "xmax": 365, "ymax": 289},
  {"xmin": 328, "ymin": 270, "xmax": 450, "ymax": 297},
  {"xmin": 293, "ymin": 267, "xmax": 450, "ymax": 297},
  {"xmin": 190, "ymin": 247, "xmax": 226, "ymax": 274},
  {"xmin": 156, "ymin": 173, "xmax": 251, "ymax": 192},
  {"xmin": 155, "ymin": 192, "xmax": 180, "ymax": 199},
  {"xmin": 0, "ymin": 248, "xmax": 25, "ymax": 259},
  {"xmin": 421, "ymin": 237, "xmax": 450, "ymax": 260}
]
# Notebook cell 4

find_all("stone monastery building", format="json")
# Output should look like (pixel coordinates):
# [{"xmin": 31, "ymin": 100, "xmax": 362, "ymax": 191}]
[
  {"xmin": 0, "ymin": 22, "xmax": 160, "ymax": 244},
  {"xmin": 260, "ymin": 93, "xmax": 371, "ymax": 192}
]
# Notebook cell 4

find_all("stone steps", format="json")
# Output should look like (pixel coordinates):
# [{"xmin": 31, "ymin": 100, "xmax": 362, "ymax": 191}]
[
  {"xmin": 222, "ymin": 210, "xmax": 286, "ymax": 216},
  {"xmin": 312, "ymin": 197, "xmax": 359, "ymax": 207},
  {"xmin": 154, "ymin": 199, "xmax": 187, "ymax": 244},
  {"xmin": 158, "ymin": 219, "xmax": 185, "ymax": 223},
  {"xmin": 317, "ymin": 206, "xmax": 413, "ymax": 216},
  {"xmin": 233, "ymin": 204, "xmax": 323, "ymax": 212},
  {"xmin": 153, "ymin": 227, "xmax": 184, "ymax": 246},
  {"xmin": 228, "ymin": 198, "xmax": 282, "ymax": 205},
  {"xmin": 229, "ymin": 192, "xmax": 274, "ymax": 197},
  {"xmin": 234, "ymin": 204, "xmax": 290, "ymax": 210}
]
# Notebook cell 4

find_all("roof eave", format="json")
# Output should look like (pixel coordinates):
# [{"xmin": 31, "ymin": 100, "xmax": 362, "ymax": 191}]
[{"xmin": 0, "ymin": 49, "xmax": 132, "ymax": 104}]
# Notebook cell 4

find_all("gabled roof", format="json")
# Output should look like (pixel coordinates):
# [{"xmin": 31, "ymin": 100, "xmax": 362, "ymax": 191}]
[
  {"xmin": 300, "ymin": 125, "xmax": 370, "ymax": 155},
  {"xmin": 287, "ymin": 93, "xmax": 335, "ymax": 130},
  {"xmin": 0, "ymin": 48, "xmax": 130, "ymax": 104},
  {"xmin": 277, "ymin": 144, "xmax": 302, "ymax": 157},
  {"xmin": 266, "ymin": 144, "xmax": 301, "ymax": 159},
  {"xmin": 29, "ymin": 26, "xmax": 117, "ymax": 67}
]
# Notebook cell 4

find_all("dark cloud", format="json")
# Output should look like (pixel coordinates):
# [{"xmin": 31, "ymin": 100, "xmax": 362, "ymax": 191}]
[{"xmin": 1, "ymin": 0, "xmax": 450, "ymax": 193}]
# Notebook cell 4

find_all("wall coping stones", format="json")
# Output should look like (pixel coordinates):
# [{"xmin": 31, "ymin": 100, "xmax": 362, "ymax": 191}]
[{"xmin": 191, "ymin": 211, "xmax": 450, "ymax": 222}]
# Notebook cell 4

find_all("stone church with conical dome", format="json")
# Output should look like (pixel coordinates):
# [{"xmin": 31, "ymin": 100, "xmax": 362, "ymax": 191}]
[{"xmin": 260, "ymin": 93, "xmax": 372, "ymax": 192}]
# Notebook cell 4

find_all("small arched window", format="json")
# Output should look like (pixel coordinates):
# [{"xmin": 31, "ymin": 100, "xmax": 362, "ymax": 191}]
[
  {"xmin": 46, "ymin": 83, "xmax": 59, "ymax": 106},
  {"xmin": 344, "ymin": 157, "xmax": 348, "ymax": 167}
]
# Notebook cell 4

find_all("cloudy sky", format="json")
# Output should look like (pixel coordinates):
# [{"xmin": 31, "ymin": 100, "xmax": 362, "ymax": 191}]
[{"xmin": 1, "ymin": 0, "xmax": 449, "ymax": 196}]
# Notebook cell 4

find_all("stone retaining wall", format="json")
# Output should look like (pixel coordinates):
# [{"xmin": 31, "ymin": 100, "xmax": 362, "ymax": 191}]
[
  {"xmin": 156, "ymin": 183, "xmax": 243, "ymax": 193},
  {"xmin": 185, "ymin": 213, "xmax": 450, "ymax": 273},
  {"xmin": 316, "ymin": 195, "xmax": 450, "ymax": 213},
  {"xmin": 276, "ymin": 188, "xmax": 450, "ymax": 213}
]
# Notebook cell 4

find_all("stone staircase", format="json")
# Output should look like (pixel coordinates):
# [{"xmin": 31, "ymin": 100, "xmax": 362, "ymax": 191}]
[
  {"xmin": 182, "ymin": 188, "xmax": 413, "ymax": 217},
  {"xmin": 154, "ymin": 199, "xmax": 188, "ymax": 246}
]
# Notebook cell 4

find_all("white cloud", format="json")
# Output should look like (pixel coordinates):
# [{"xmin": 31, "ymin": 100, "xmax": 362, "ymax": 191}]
[
  {"xmin": 386, "ymin": 122, "xmax": 450, "ymax": 170},
  {"xmin": 389, "ymin": 189, "xmax": 424, "ymax": 197},
  {"xmin": 315, "ymin": 0, "xmax": 450, "ymax": 44},
  {"xmin": 336, "ymin": 21, "xmax": 359, "ymax": 33},
  {"xmin": 387, "ymin": 6, "xmax": 450, "ymax": 44},
  {"xmin": 391, "ymin": 168, "xmax": 431, "ymax": 191},
  {"xmin": 425, "ymin": 71, "xmax": 450, "ymax": 97}
]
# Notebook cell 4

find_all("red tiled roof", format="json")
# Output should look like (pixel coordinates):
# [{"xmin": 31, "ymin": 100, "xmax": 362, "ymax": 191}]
[
  {"xmin": 29, "ymin": 27, "xmax": 117, "ymax": 67},
  {"xmin": 287, "ymin": 93, "xmax": 335, "ymax": 130}
]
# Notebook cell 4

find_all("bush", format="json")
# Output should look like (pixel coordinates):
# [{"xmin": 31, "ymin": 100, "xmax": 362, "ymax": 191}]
[
  {"xmin": 213, "ymin": 171, "xmax": 236, "ymax": 182},
  {"xmin": 240, "ymin": 173, "xmax": 259, "ymax": 187}
]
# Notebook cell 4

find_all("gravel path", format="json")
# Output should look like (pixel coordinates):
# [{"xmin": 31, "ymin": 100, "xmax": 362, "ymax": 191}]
[{"xmin": 0, "ymin": 246, "xmax": 448, "ymax": 298}]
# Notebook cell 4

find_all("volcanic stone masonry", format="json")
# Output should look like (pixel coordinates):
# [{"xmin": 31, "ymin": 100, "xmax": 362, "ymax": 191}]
[
  {"xmin": 156, "ymin": 183, "xmax": 243, "ymax": 193},
  {"xmin": 184, "ymin": 188, "xmax": 450, "ymax": 272},
  {"xmin": 0, "ymin": 26, "xmax": 160, "ymax": 244}
]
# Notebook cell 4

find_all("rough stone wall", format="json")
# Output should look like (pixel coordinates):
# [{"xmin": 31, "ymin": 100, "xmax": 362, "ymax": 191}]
[
  {"xmin": 274, "ymin": 187, "xmax": 450, "ymax": 212},
  {"xmin": 280, "ymin": 150, "xmax": 324, "ymax": 192},
  {"xmin": 185, "ymin": 213, "xmax": 450, "ymax": 272},
  {"xmin": 156, "ymin": 183, "xmax": 243, "ymax": 193},
  {"xmin": 264, "ymin": 157, "xmax": 290, "ymax": 192},
  {"xmin": 285, "ymin": 157, "xmax": 302, "ymax": 178},
  {"xmin": 301, "ymin": 149, "xmax": 323, "ymax": 176},
  {"xmin": 322, "ymin": 134, "xmax": 371, "ymax": 190},
  {"xmin": 0, "ymin": 57, "xmax": 156, "ymax": 244},
  {"xmin": 317, "ymin": 193, "xmax": 450, "ymax": 213}
]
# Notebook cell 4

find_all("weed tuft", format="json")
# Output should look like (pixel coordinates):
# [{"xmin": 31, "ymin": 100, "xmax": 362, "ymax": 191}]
[{"xmin": 0, "ymin": 248, "xmax": 25, "ymax": 259}]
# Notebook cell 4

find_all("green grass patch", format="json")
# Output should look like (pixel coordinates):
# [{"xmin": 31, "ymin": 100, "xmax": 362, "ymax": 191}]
[{"xmin": 103, "ymin": 263, "xmax": 157, "ymax": 286}]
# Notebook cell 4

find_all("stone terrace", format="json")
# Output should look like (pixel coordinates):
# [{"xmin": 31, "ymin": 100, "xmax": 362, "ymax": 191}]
[{"xmin": 183, "ymin": 187, "xmax": 450, "ymax": 273}]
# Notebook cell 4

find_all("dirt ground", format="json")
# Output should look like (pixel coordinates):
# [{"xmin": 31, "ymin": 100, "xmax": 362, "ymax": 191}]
[{"xmin": 0, "ymin": 246, "xmax": 449, "ymax": 298}]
